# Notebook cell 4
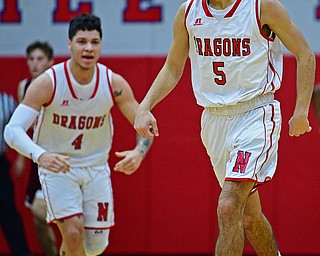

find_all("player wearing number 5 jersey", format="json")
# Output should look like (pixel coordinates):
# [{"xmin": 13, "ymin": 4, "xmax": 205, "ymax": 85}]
[
  {"xmin": 134, "ymin": 0, "xmax": 315, "ymax": 255},
  {"xmin": 188, "ymin": 0, "xmax": 282, "ymax": 106},
  {"xmin": 5, "ymin": 13, "xmax": 153, "ymax": 256}
]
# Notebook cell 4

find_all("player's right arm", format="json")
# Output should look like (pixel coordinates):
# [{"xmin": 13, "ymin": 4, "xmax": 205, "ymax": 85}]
[
  {"xmin": 22, "ymin": 73, "xmax": 53, "ymax": 111},
  {"xmin": 134, "ymin": 2, "xmax": 189, "ymax": 138},
  {"xmin": 4, "ymin": 73, "xmax": 70, "ymax": 173}
]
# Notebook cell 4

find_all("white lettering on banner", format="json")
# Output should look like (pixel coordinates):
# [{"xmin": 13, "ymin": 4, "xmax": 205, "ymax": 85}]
[{"xmin": 0, "ymin": 0, "xmax": 162, "ymax": 24}]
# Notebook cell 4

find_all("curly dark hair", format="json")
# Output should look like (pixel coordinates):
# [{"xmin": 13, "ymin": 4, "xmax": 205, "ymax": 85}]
[{"xmin": 68, "ymin": 13, "xmax": 102, "ymax": 40}]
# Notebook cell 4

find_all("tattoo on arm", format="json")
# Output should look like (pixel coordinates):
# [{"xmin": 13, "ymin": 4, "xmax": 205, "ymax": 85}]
[
  {"xmin": 114, "ymin": 89, "xmax": 123, "ymax": 97},
  {"xmin": 136, "ymin": 134, "xmax": 153, "ymax": 158}
]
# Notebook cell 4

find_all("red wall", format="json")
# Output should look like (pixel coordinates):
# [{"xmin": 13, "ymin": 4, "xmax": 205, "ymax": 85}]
[{"xmin": 0, "ymin": 56, "xmax": 319, "ymax": 255}]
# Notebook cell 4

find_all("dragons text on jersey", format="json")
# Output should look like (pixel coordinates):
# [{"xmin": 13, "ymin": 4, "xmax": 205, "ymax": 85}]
[
  {"xmin": 193, "ymin": 37, "xmax": 251, "ymax": 57},
  {"xmin": 52, "ymin": 113, "xmax": 107, "ymax": 130}
]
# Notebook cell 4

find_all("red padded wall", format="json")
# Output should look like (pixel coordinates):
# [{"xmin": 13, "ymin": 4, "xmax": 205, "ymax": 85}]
[{"xmin": 0, "ymin": 55, "xmax": 319, "ymax": 255}]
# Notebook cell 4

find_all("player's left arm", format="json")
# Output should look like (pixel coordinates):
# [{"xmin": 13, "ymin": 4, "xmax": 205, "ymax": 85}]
[
  {"xmin": 261, "ymin": 0, "xmax": 316, "ymax": 137},
  {"xmin": 111, "ymin": 73, "xmax": 153, "ymax": 175}
]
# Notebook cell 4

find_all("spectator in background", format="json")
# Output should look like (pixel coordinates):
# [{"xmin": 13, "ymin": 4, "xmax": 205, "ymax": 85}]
[
  {"xmin": 15, "ymin": 41, "xmax": 58, "ymax": 256},
  {"xmin": 0, "ymin": 92, "xmax": 33, "ymax": 256}
]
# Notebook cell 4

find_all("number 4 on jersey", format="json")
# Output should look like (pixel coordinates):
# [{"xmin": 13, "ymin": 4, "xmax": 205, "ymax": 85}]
[{"xmin": 72, "ymin": 134, "xmax": 83, "ymax": 150}]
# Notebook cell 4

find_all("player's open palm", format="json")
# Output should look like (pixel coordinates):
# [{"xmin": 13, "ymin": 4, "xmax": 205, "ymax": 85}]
[{"xmin": 114, "ymin": 149, "xmax": 143, "ymax": 175}]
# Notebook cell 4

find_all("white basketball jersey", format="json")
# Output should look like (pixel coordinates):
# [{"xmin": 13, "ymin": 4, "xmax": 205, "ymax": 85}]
[
  {"xmin": 34, "ymin": 61, "xmax": 114, "ymax": 167},
  {"xmin": 185, "ymin": 0, "xmax": 283, "ymax": 107}
]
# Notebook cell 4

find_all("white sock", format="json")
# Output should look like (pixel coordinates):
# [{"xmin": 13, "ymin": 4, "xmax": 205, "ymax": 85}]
[{"xmin": 278, "ymin": 251, "xmax": 281, "ymax": 256}]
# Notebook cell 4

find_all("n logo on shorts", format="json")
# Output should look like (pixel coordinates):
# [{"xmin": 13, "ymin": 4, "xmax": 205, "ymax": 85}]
[
  {"xmin": 97, "ymin": 202, "xmax": 109, "ymax": 221},
  {"xmin": 232, "ymin": 151, "xmax": 252, "ymax": 173}
]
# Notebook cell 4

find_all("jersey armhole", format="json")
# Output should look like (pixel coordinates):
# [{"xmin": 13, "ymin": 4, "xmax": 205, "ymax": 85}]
[
  {"xmin": 255, "ymin": 0, "xmax": 275, "ymax": 42},
  {"xmin": 185, "ymin": 0, "xmax": 195, "ymax": 28},
  {"xmin": 44, "ymin": 67, "xmax": 57, "ymax": 107},
  {"xmin": 106, "ymin": 68, "xmax": 115, "ymax": 105}
]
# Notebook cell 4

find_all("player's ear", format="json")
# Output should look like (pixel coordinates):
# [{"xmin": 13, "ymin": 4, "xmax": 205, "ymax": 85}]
[{"xmin": 67, "ymin": 39, "xmax": 72, "ymax": 51}]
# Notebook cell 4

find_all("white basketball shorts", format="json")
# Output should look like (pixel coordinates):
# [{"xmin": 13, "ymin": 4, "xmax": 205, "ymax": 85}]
[
  {"xmin": 38, "ymin": 163, "xmax": 114, "ymax": 229},
  {"xmin": 201, "ymin": 95, "xmax": 281, "ymax": 189}
]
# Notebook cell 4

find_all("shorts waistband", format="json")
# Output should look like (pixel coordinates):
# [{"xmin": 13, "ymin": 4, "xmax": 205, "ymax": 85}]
[{"xmin": 204, "ymin": 93, "xmax": 274, "ymax": 116}]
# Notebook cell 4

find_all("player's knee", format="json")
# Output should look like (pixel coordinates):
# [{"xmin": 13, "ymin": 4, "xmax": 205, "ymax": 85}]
[
  {"xmin": 217, "ymin": 196, "xmax": 245, "ymax": 224},
  {"xmin": 84, "ymin": 229, "xmax": 110, "ymax": 256},
  {"xmin": 217, "ymin": 196, "xmax": 238, "ymax": 217}
]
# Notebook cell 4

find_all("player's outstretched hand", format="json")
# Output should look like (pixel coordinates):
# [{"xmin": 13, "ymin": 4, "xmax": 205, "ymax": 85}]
[
  {"xmin": 114, "ymin": 149, "xmax": 143, "ymax": 175},
  {"xmin": 288, "ymin": 115, "xmax": 312, "ymax": 137},
  {"xmin": 38, "ymin": 152, "xmax": 70, "ymax": 173}
]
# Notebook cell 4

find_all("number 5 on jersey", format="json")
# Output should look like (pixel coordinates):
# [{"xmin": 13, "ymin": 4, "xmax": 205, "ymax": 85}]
[{"xmin": 213, "ymin": 62, "xmax": 226, "ymax": 86}]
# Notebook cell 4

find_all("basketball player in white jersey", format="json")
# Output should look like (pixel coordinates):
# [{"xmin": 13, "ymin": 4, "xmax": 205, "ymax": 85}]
[
  {"xmin": 5, "ymin": 14, "xmax": 153, "ymax": 256},
  {"xmin": 134, "ymin": 0, "xmax": 315, "ymax": 255},
  {"xmin": 15, "ymin": 41, "xmax": 58, "ymax": 256}
]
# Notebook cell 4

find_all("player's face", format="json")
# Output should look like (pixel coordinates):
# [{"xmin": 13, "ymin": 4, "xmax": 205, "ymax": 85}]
[
  {"xmin": 27, "ymin": 49, "xmax": 52, "ymax": 78},
  {"xmin": 68, "ymin": 30, "xmax": 101, "ymax": 70}
]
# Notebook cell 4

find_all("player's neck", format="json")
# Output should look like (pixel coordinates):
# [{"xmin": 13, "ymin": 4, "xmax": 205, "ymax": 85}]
[
  {"xmin": 68, "ymin": 59, "xmax": 95, "ymax": 85},
  {"xmin": 207, "ymin": 0, "xmax": 236, "ymax": 10}
]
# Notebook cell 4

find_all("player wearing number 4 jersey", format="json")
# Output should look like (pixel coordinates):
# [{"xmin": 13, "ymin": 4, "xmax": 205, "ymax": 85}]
[
  {"xmin": 4, "ymin": 13, "xmax": 153, "ymax": 256},
  {"xmin": 37, "ymin": 62, "xmax": 114, "ymax": 167},
  {"xmin": 134, "ymin": 0, "xmax": 315, "ymax": 255}
]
